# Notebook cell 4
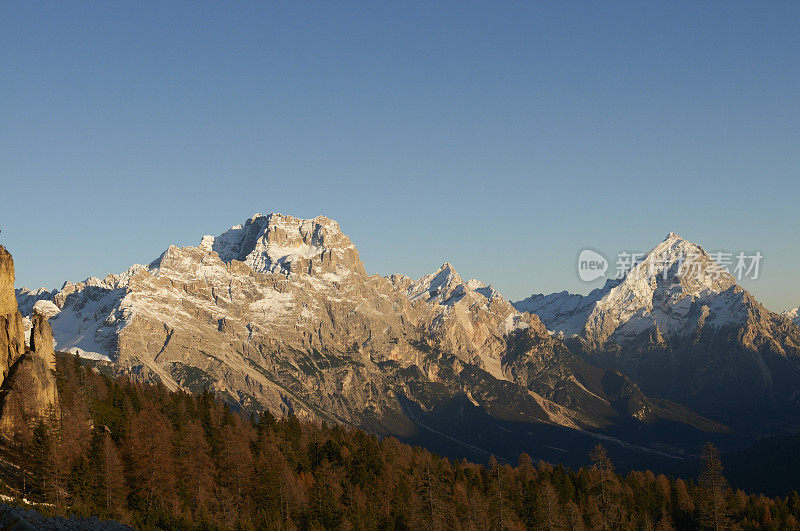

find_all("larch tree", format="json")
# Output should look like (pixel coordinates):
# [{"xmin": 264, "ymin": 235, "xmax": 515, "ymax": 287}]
[
  {"xmin": 126, "ymin": 404, "xmax": 177, "ymax": 516},
  {"xmin": 176, "ymin": 420, "xmax": 215, "ymax": 515},
  {"xmin": 698, "ymin": 442, "xmax": 730, "ymax": 531},
  {"xmin": 536, "ymin": 479, "xmax": 565, "ymax": 530}
]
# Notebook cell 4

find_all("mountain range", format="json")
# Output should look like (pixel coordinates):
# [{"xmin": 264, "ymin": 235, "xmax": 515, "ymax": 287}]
[{"xmin": 14, "ymin": 214, "xmax": 800, "ymax": 467}]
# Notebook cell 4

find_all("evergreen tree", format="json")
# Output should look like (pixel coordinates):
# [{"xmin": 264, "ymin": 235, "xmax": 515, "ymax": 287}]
[
  {"xmin": 176, "ymin": 420, "xmax": 215, "ymax": 516},
  {"xmin": 91, "ymin": 431, "xmax": 127, "ymax": 518},
  {"xmin": 698, "ymin": 442, "xmax": 730, "ymax": 530},
  {"xmin": 126, "ymin": 404, "xmax": 177, "ymax": 518},
  {"xmin": 535, "ymin": 479, "xmax": 565, "ymax": 530}
]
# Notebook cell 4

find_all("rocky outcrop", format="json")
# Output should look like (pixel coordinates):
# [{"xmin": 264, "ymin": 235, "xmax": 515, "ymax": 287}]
[
  {"xmin": 0, "ymin": 246, "xmax": 59, "ymax": 436},
  {"xmin": 15, "ymin": 287, "xmax": 57, "ymax": 318},
  {"xmin": 0, "ymin": 247, "xmax": 25, "ymax": 388},
  {"xmin": 0, "ymin": 502, "xmax": 133, "ymax": 530}
]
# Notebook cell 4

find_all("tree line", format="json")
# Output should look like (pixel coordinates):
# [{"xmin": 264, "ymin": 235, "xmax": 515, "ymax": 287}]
[{"xmin": 2, "ymin": 353, "xmax": 799, "ymax": 530}]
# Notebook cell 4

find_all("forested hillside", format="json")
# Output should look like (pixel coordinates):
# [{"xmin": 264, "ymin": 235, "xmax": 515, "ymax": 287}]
[{"xmin": 1, "ymin": 353, "xmax": 798, "ymax": 530}]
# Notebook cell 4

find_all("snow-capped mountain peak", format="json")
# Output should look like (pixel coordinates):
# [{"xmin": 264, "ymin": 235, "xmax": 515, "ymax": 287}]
[
  {"xmin": 515, "ymin": 234, "xmax": 742, "ymax": 346},
  {"xmin": 404, "ymin": 262, "xmax": 502, "ymax": 307},
  {"xmin": 783, "ymin": 306, "xmax": 800, "ymax": 326},
  {"xmin": 406, "ymin": 262, "xmax": 466, "ymax": 304},
  {"xmin": 194, "ymin": 212, "xmax": 364, "ymax": 277}
]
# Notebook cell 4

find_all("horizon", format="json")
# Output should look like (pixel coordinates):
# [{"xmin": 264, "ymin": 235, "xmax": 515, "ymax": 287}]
[{"xmin": 2, "ymin": 2, "xmax": 799, "ymax": 311}]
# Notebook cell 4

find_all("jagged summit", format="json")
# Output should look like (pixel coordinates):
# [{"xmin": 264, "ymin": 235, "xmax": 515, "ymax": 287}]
[
  {"xmin": 406, "ymin": 262, "xmax": 464, "ymax": 303},
  {"xmin": 205, "ymin": 212, "xmax": 363, "ymax": 277},
  {"xmin": 405, "ymin": 262, "xmax": 501, "ymax": 306},
  {"xmin": 515, "ymin": 233, "xmax": 738, "ymax": 340}
]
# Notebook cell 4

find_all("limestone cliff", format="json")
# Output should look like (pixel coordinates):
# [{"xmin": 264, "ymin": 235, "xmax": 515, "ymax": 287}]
[
  {"xmin": 0, "ymin": 248, "xmax": 25, "ymax": 387},
  {"xmin": 0, "ymin": 246, "xmax": 59, "ymax": 436}
]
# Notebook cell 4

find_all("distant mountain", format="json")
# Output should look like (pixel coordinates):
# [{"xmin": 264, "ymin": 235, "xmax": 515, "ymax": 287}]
[
  {"xmin": 783, "ymin": 306, "xmax": 800, "ymax": 327},
  {"xmin": 14, "ymin": 214, "xmax": 722, "ymax": 462},
  {"xmin": 514, "ymin": 233, "xmax": 800, "ymax": 429}
]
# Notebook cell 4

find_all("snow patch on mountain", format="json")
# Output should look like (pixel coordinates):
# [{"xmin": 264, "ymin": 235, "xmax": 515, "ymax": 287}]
[
  {"xmin": 15, "ymin": 287, "xmax": 57, "ymax": 316},
  {"xmin": 50, "ymin": 286, "xmax": 129, "ymax": 361},
  {"xmin": 514, "ymin": 285, "xmax": 612, "ymax": 337},
  {"xmin": 248, "ymin": 289, "xmax": 295, "ymax": 317}
]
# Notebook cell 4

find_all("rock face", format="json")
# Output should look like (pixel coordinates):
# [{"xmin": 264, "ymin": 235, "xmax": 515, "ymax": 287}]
[
  {"xmin": 0, "ymin": 247, "xmax": 25, "ymax": 388},
  {"xmin": 0, "ymin": 248, "xmax": 17, "ymax": 316},
  {"xmin": 514, "ymin": 233, "xmax": 800, "ymax": 422},
  {"xmin": 0, "ymin": 246, "xmax": 59, "ymax": 435},
  {"xmin": 13, "ymin": 214, "xmax": 720, "ymax": 453}
]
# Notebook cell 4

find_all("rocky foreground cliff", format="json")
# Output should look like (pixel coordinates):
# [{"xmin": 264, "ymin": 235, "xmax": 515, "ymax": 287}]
[{"xmin": 0, "ymin": 246, "xmax": 59, "ymax": 437}]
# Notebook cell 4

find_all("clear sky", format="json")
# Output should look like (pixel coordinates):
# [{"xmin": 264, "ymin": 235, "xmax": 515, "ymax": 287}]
[{"xmin": 1, "ymin": 2, "xmax": 798, "ymax": 311}]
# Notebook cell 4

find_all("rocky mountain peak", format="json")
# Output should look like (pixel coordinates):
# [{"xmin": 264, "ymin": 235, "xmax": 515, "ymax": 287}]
[
  {"xmin": 511, "ymin": 234, "xmax": 800, "ymax": 417},
  {"xmin": 514, "ymin": 234, "xmax": 744, "ymax": 347},
  {"xmin": 607, "ymin": 232, "xmax": 734, "ymax": 303},
  {"xmin": 406, "ymin": 262, "xmax": 464, "ymax": 304},
  {"xmin": 403, "ymin": 262, "xmax": 507, "ymax": 314},
  {"xmin": 581, "ymin": 234, "xmax": 744, "ymax": 348},
  {"xmin": 205, "ymin": 212, "xmax": 364, "ymax": 277}
]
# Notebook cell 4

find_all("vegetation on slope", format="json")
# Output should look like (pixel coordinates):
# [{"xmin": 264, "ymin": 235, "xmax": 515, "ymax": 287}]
[{"xmin": 1, "ymin": 353, "xmax": 799, "ymax": 530}]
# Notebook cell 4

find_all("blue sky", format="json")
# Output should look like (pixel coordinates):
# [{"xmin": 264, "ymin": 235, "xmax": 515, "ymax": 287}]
[{"xmin": 1, "ymin": 2, "xmax": 798, "ymax": 310}]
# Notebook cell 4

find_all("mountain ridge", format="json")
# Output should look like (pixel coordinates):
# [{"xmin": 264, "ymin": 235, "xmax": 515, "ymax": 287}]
[{"xmin": 11, "ymin": 215, "xmax": 762, "ymax": 459}]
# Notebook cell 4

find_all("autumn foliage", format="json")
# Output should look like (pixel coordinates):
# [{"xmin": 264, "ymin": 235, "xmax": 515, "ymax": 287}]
[{"xmin": 2, "ymin": 354, "xmax": 799, "ymax": 530}]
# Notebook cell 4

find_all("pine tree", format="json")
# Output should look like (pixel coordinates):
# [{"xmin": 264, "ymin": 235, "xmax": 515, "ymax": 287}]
[
  {"xmin": 413, "ymin": 457, "xmax": 452, "ymax": 530},
  {"xmin": 216, "ymin": 422, "xmax": 254, "ymax": 524},
  {"xmin": 536, "ymin": 479, "xmax": 565, "ymax": 530},
  {"xmin": 94, "ymin": 431, "xmax": 127, "ymax": 518},
  {"xmin": 254, "ymin": 435, "xmax": 299, "ymax": 527},
  {"xmin": 309, "ymin": 461, "xmax": 344, "ymax": 528},
  {"xmin": 698, "ymin": 442, "xmax": 730, "ymax": 530},
  {"xmin": 176, "ymin": 420, "xmax": 215, "ymax": 515},
  {"xmin": 126, "ymin": 404, "xmax": 177, "ymax": 517}
]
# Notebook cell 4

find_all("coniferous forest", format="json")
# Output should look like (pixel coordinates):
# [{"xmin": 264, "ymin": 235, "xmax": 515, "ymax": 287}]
[{"xmin": 2, "ymin": 354, "xmax": 799, "ymax": 530}]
